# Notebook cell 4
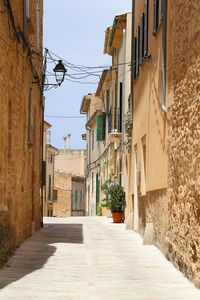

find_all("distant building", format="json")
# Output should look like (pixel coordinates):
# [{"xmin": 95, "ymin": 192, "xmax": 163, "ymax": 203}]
[
  {"xmin": 53, "ymin": 136, "xmax": 87, "ymax": 217},
  {"xmin": 42, "ymin": 121, "xmax": 58, "ymax": 217}
]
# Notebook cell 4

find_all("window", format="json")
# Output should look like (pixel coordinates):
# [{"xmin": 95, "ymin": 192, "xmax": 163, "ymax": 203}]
[
  {"xmin": 96, "ymin": 114, "xmax": 105, "ymax": 141},
  {"xmin": 133, "ymin": 37, "xmax": 137, "ymax": 81},
  {"xmin": 140, "ymin": 13, "xmax": 145, "ymax": 64},
  {"xmin": 28, "ymin": 84, "xmax": 32, "ymax": 144},
  {"xmin": 75, "ymin": 190, "xmax": 78, "ymax": 209},
  {"xmin": 153, "ymin": 0, "xmax": 159, "ymax": 35},
  {"xmin": 80, "ymin": 190, "xmax": 83, "ymax": 202},
  {"xmin": 42, "ymin": 161, "xmax": 46, "ymax": 187},
  {"xmin": 48, "ymin": 175, "xmax": 51, "ymax": 200},
  {"xmin": 136, "ymin": 26, "xmax": 140, "ymax": 76},
  {"xmin": 106, "ymin": 89, "xmax": 110, "ymax": 113},
  {"xmin": 144, "ymin": 0, "xmax": 149, "ymax": 56}
]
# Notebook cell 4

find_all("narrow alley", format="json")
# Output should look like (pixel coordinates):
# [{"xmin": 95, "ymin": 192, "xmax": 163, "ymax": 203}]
[{"xmin": 0, "ymin": 217, "xmax": 199, "ymax": 300}]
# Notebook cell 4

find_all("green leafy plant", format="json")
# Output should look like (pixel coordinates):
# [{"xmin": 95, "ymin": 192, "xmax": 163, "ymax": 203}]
[
  {"xmin": 101, "ymin": 179, "xmax": 125, "ymax": 213},
  {"xmin": 97, "ymin": 202, "xmax": 108, "ymax": 216},
  {"xmin": 97, "ymin": 203, "xmax": 102, "ymax": 216}
]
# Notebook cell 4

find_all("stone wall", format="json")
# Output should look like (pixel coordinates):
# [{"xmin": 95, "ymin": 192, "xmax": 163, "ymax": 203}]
[
  {"xmin": 138, "ymin": 189, "xmax": 168, "ymax": 249},
  {"xmin": 53, "ymin": 172, "xmax": 72, "ymax": 217},
  {"xmin": 0, "ymin": 0, "xmax": 43, "ymax": 266},
  {"xmin": 166, "ymin": 0, "xmax": 200, "ymax": 288}
]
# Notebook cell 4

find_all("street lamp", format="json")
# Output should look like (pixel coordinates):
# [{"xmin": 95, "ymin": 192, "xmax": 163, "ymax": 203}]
[
  {"xmin": 53, "ymin": 60, "xmax": 67, "ymax": 86},
  {"xmin": 42, "ymin": 49, "xmax": 67, "ymax": 90}
]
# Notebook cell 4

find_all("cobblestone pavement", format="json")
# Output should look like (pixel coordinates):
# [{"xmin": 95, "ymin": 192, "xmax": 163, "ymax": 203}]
[{"xmin": 0, "ymin": 217, "xmax": 199, "ymax": 300}]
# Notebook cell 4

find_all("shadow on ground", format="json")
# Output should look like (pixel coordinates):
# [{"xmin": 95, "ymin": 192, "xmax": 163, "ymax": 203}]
[{"xmin": 0, "ymin": 223, "xmax": 83, "ymax": 290}]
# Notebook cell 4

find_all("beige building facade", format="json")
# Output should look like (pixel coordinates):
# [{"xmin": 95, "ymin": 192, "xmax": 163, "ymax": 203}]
[
  {"xmin": 128, "ymin": 0, "xmax": 200, "ymax": 288},
  {"xmin": 0, "ymin": 0, "xmax": 43, "ymax": 265},
  {"xmin": 80, "ymin": 94, "xmax": 107, "ymax": 216},
  {"xmin": 53, "ymin": 145, "xmax": 87, "ymax": 217},
  {"xmin": 42, "ymin": 122, "xmax": 58, "ymax": 217}
]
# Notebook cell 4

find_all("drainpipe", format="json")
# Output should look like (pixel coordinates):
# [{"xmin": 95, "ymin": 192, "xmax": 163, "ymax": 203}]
[{"xmin": 161, "ymin": 0, "xmax": 167, "ymax": 113}]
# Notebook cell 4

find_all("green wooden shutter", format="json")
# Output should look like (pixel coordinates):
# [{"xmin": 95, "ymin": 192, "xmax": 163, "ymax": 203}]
[{"xmin": 96, "ymin": 114, "xmax": 105, "ymax": 141}]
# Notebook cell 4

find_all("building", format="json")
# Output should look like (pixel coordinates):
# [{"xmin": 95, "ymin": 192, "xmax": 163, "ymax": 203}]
[
  {"xmin": 128, "ymin": 0, "xmax": 200, "ymax": 288},
  {"xmin": 53, "ymin": 136, "xmax": 87, "ymax": 217},
  {"xmin": 103, "ymin": 12, "xmax": 132, "ymax": 211},
  {"xmin": 81, "ymin": 12, "xmax": 132, "ymax": 217},
  {"xmin": 42, "ymin": 121, "xmax": 58, "ymax": 217},
  {"xmin": 0, "ymin": 0, "xmax": 43, "ymax": 265},
  {"xmin": 80, "ymin": 93, "xmax": 107, "ymax": 216}
]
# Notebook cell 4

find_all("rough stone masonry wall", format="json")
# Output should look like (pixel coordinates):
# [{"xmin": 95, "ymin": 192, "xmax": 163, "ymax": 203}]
[
  {"xmin": 0, "ymin": 0, "xmax": 43, "ymax": 266},
  {"xmin": 138, "ymin": 189, "xmax": 168, "ymax": 249},
  {"xmin": 167, "ymin": 0, "xmax": 200, "ymax": 288}
]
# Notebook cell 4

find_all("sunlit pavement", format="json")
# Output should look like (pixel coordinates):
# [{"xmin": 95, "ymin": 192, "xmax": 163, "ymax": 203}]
[{"xmin": 0, "ymin": 217, "xmax": 199, "ymax": 300}]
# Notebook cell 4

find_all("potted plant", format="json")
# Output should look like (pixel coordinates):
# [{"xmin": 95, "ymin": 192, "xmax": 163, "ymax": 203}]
[{"xmin": 101, "ymin": 179, "xmax": 125, "ymax": 223}]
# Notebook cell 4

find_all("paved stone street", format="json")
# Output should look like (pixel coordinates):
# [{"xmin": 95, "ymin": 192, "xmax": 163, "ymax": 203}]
[{"xmin": 0, "ymin": 217, "xmax": 199, "ymax": 300}]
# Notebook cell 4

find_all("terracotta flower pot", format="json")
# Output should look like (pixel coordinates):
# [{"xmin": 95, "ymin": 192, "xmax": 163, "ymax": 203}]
[{"xmin": 112, "ymin": 212, "xmax": 123, "ymax": 223}]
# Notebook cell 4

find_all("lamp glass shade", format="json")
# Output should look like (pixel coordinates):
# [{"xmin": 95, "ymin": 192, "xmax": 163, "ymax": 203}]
[{"xmin": 53, "ymin": 60, "xmax": 67, "ymax": 85}]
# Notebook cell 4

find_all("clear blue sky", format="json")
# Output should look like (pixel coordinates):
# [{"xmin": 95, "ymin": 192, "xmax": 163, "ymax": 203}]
[{"xmin": 44, "ymin": 0, "xmax": 132, "ymax": 150}]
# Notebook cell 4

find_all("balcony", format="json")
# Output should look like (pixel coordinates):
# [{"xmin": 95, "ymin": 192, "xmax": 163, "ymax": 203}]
[{"xmin": 108, "ymin": 107, "xmax": 122, "ymax": 143}]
